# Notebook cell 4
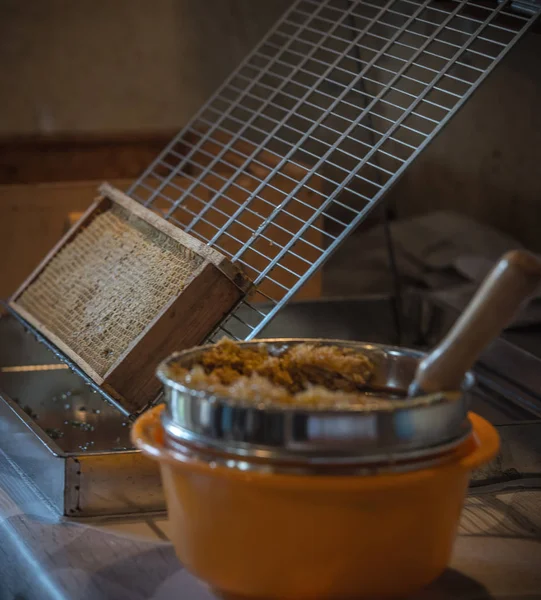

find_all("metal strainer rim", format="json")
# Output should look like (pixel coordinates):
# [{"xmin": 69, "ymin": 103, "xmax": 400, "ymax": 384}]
[{"xmin": 156, "ymin": 338, "xmax": 474, "ymax": 416}]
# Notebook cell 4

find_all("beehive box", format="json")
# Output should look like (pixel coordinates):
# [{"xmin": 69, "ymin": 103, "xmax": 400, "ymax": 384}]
[{"xmin": 10, "ymin": 183, "xmax": 251, "ymax": 413}]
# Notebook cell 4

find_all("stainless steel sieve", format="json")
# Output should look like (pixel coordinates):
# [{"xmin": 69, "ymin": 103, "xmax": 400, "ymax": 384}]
[{"xmin": 157, "ymin": 340, "xmax": 474, "ymax": 471}]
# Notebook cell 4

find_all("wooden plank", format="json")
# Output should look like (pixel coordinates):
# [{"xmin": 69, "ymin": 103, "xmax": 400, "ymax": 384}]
[
  {"xmin": 0, "ymin": 132, "xmax": 181, "ymax": 185},
  {"xmin": 103, "ymin": 262, "xmax": 243, "ymax": 413}
]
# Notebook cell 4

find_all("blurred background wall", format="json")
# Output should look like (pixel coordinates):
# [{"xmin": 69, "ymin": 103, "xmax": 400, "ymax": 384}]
[
  {"xmin": 0, "ymin": 1, "xmax": 290, "ymax": 135},
  {"xmin": 0, "ymin": 0, "xmax": 540, "ymax": 297}
]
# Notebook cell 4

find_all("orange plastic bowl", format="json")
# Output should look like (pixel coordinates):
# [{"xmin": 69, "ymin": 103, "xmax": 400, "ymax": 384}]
[{"xmin": 132, "ymin": 406, "xmax": 499, "ymax": 600}]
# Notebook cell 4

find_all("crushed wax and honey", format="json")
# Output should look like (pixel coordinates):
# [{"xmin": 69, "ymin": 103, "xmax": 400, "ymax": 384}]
[{"xmin": 166, "ymin": 339, "xmax": 390, "ymax": 409}]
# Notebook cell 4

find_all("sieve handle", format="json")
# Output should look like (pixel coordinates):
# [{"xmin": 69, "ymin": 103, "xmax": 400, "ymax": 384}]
[{"xmin": 409, "ymin": 250, "xmax": 541, "ymax": 396}]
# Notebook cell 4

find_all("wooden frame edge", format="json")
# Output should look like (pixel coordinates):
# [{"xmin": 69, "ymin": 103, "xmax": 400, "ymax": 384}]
[{"xmin": 99, "ymin": 182, "xmax": 252, "ymax": 293}]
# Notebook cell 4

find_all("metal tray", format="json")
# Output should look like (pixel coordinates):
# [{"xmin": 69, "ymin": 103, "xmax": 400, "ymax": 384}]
[
  {"xmin": 1, "ymin": 292, "xmax": 541, "ymax": 517},
  {"xmin": 0, "ymin": 312, "xmax": 163, "ymax": 518}
]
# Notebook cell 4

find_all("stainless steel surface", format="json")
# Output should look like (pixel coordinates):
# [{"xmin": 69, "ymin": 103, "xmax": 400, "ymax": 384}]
[
  {"xmin": 3, "ymin": 302, "xmax": 133, "ymax": 419},
  {"xmin": 234, "ymin": 294, "xmax": 413, "ymax": 345},
  {"xmin": 129, "ymin": 0, "xmax": 541, "ymax": 344},
  {"xmin": 0, "ymin": 314, "xmax": 164, "ymax": 517},
  {"xmin": 162, "ymin": 426, "xmax": 471, "ymax": 476},
  {"xmin": 158, "ymin": 340, "xmax": 474, "ymax": 469},
  {"xmin": 0, "ymin": 312, "xmax": 133, "ymax": 453}
]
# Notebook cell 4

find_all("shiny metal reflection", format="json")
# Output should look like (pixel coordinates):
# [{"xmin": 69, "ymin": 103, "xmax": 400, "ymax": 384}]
[{"xmin": 157, "ymin": 340, "xmax": 474, "ymax": 470}]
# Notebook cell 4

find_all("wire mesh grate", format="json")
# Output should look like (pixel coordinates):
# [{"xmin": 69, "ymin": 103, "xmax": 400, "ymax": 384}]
[{"xmin": 129, "ymin": 0, "xmax": 540, "ymax": 342}]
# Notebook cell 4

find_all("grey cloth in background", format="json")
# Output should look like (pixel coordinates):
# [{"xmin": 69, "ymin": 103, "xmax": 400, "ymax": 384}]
[{"xmin": 324, "ymin": 211, "xmax": 541, "ymax": 329}]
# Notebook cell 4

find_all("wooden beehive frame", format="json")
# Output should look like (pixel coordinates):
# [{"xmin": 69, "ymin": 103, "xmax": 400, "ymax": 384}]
[
  {"xmin": 10, "ymin": 183, "xmax": 251, "ymax": 413},
  {"xmin": 62, "ymin": 136, "xmax": 325, "ymax": 302}
]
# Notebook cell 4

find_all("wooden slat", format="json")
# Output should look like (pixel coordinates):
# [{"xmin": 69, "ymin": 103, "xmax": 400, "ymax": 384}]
[
  {"xmin": 103, "ymin": 262, "xmax": 243, "ymax": 413},
  {"xmin": 0, "ymin": 132, "xmax": 181, "ymax": 185}
]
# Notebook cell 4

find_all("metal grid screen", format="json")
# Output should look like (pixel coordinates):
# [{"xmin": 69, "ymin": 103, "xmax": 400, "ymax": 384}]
[{"xmin": 130, "ymin": 0, "xmax": 539, "ymax": 342}]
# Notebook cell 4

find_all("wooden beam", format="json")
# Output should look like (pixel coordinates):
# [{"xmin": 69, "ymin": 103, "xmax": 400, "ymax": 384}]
[{"xmin": 0, "ymin": 131, "xmax": 183, "ymax": 184}]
